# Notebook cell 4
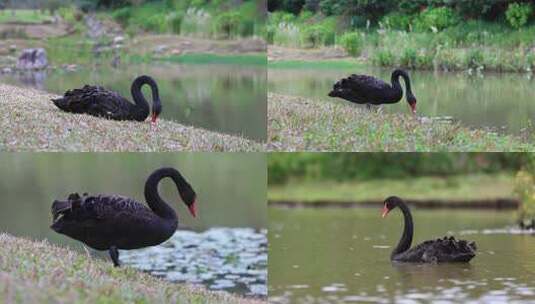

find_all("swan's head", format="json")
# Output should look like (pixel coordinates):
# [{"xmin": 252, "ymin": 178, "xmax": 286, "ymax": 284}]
[
  {"xmin": 151, "ymin": 101, "xmax": 162, "ymax": 123},
  {"xmin": 382, "ymin": 196, "xmax": 403, "ymax": 218},
  {"xmin": 179, "ymin": 182, "xmax": 197, "ymax": 218},
  {"xmin": 407, "ymin": 94, "xmax": 417, "ymax": 114}
]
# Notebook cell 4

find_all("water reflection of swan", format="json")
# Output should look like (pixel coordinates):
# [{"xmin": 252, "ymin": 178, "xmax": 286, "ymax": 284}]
[
  {"xmin": 382, "ymin": 196, "xmax": 477, "ymax": 263},
  {"xmin": 51, "ymin": 167, "xmax": 197, "ymax": 267},
  {"xmin": 52, "ymin": 75, "xmax": 162, "ymax": 123}
]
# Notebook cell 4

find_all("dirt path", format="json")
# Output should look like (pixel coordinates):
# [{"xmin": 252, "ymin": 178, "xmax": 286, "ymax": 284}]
[
  {"xmin": 268, "ymin": 45, "xmax": 350, "ymax": 61},
  {"xmin": 131, "ymin": 35, "xmax": 266, "ymax": 56},
  {"xmin": 0, "ymin": 83, "xmax": 262, "ymax": 151}
]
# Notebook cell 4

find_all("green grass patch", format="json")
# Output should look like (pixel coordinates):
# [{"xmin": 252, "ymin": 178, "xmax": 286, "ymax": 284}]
[
  {"xmin": 269, "ymin": 59, "xmax": 361, "ymax": 70},
  {"xmin": 0, "ymin": 9, "xmax": 53, "ymax": 24},
  {"xmin": 155, "ymin": 53, "xmax": 267, "ymax": 65},
  {"xmin": 268, "ymin": 93, "xmax": 535, "ymax": 152},
  {"xmin": 128, "ymin": 53, "xmax": 266, "ymax": 66},
  {"xmin": 0, "ymin": 83, "xmax": 261, "ymax": 152},
  {"xmin": 269, "ymin": 173, "xmax": 514, "ymax": 203},
  {"xmin": 0, "ymin": 233, "xmax": 261, "ymax": 303}
]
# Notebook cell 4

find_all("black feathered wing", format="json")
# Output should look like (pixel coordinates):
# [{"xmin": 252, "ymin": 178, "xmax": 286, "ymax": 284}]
[
  {"xmin": 329, "ymin": 74, "xmax": 401, "ymax": 105},
  {"xmin": 51, "ymin": 192, "xmax": 173, "ymax": 250},
  {"xmin": 52, "ymin": 85, "xmax": 137, "ymax": 120},
  {"xmin": 393, "ymin": 236, "xmax": 476, "ymax": 263}
]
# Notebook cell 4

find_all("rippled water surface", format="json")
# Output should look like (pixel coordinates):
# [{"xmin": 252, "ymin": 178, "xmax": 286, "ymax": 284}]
[
  {"xmin": 121, "ymin": 228, "xmax": 267, "ymax": 297},
  {"xmin": 269, "ymin": 67, "xmax": 534, "ymax": 134},
  {"xmin": 269, "ymin": 207, "xmax": 535, "ymax": 303},
  {"xmin": 1, "ymin": 62, "xmax": 266, "ymax": 141}
]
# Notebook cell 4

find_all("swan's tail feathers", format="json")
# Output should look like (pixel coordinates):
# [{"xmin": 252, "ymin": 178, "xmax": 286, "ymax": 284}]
[
  {"xmin": 51, "ymin": 193, "xmax": 82, "ymax": 224},
  {"xmin": 52, "ymin": 97, "xmax": 70, "ymax": 111},
  {"xmin": 328, "ymin": 77, "xmax": 347, "ymax": 97}
]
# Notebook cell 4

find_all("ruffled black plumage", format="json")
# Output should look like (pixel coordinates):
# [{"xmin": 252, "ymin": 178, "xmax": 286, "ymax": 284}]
[
  {"xmin": 329, "ymin": 69, "xmax": 417, "ymax": 113},
  {"xmin": 383, "ymin": 196, "xmax": 476, "ymax": 263},
  {"xmin": 52, "ymin": 75, "xmax": 162, "ymax": 122},
  {"xmin": 50, "ymin": 167, "xmax": 197, "ymax": 267}
]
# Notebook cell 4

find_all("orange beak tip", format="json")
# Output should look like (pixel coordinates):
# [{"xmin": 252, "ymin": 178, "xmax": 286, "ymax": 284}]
[
  {"xmin": 188, "ymin": 202, "xmax": 197, "ymax": 218},
  {"xmin": 381, "ymin": 206, "xmax": 389, "ymax": 218}
]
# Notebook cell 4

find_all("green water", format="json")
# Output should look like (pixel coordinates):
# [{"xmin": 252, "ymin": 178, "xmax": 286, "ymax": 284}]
[
  {"xmin": 269, "ymin": 67, "xmax": 534, "ymax": 134},
  {"xmin": 269, "ymin": 207, "xmax": 535, "ymax": 303},
  {"xmin": 0, "ymin": 62, "xmax": 266, "ymax": 141},
  {"xmin": 0, "ymin": 153, "xmax": 267, "ymax": 248}
]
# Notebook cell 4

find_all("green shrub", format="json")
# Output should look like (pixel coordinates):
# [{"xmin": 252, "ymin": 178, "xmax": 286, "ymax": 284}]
[
  {"xmin": 381, "ymin": 12, "xmax": 413, "ymax": 31},
  {"xmin": 415, "ymin": 7, "xmax": 460, "ymax": 32},
  {"xmin": 167, "ymin": 12, "xmax": 183, "ymax": 34},
  {"xmin": 143, "ymin": 13, "xmax": 168, "ymax": 32},
  {"xmin": 415, "ymin": 50, "xmax": 433, "ymax": 69},
  {"xmin": 300, "ymin": 24, "xmax": 335, "ymax": 48},
  {"xmin": 506, "ymin": 2, "xmax": 533, "ymax": 29},
  {"xmin": 338, "ymin": 32, "xmax": 361, "ymax": 56},
  {"xmin": 269, "ymin": 11, "xmax": 295, "ymax": 25},
  {"xmin": 372, "ymin": 49, "xmax": 395, "ymax": 66},
  {"xmin": 214, "ymin": 11, "xmax": 242, "ymax": 38},
  {"xmin": 58, "ymin": 6, "xmax": 79, "ymax": 23},
  {"xmin": 400, "ymin": 47, "xmax": 417, "ymax": 68},
  {"xmin": 464, "ymin": 49, "xmax": 484, "ymax": 69},
  {"xmin": 514, "ymin": 170, "xmax": 535, "ymax": 223},
  {"xmin": 111, "ymin": 7, "xmax": 131, "ymax": 25}
]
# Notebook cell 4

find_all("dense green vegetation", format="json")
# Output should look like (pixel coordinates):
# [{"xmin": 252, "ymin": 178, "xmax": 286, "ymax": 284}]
[
  {"xmin": 0, "ymin": 9, "xmax": 54, "ymax": 23},
  {"xmin": 109, "ymin": 0, "xmax": 265, "ymax": 38},
  {"xmin": 268, "ymin": 152, "xmax": 527, "ymax": 185},
  {"xmin": 513, "ymin": 155, "xmax": 535, "ymax": 222},
  {"xmin": 268, "ymin": 173, "xmax": 515, "ymax": 203},
  {"xmin": 1, "ymin": 0, "xmax": 265, "ymax": 38},
  {"xmin": 268, "ymin": 1, "xmax": 535, "ymax": 72}
]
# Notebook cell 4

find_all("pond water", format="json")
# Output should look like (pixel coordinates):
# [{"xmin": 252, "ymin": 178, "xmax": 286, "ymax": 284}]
[
  {"xmin": 0, "ymin": 62, "xmax": 266, "ymax": 141},
  {"xmin": 0, "ymin": 153, "xmax": 267, "ymax": 297},
  {"xmin": 269, "ymin": 67, "xmax": 534, "ymax": 135},
  {"xmin": 121, "ymin": 228, "xmax": 267, "ymax": 297},
  {"xmin": 269, "ymin": 207, "xmax": 535, "ymax": 303}
]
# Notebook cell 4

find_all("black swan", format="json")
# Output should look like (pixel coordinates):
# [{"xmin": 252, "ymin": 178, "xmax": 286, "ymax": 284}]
[
  {"xmin": 52, "ymin": 75, "xmax": 162, "ymax": 123},
  {"xmin": 50, "ymin": 167, "xmax": 196, "ymax": 267},
  {"xmin": 328, "ymin": 69, "xmax": 417, "ymax": 114},
  {"xmin": 382, "ymin": 196, "xmax": 476, "ymax": 263}
]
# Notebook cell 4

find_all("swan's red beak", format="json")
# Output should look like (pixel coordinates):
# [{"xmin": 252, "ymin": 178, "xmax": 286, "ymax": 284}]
[
  {"xmin": 381, "ymin": 205, "xmax": 390, "ymax": 218},
  {"xmin": 410, "ymin": 103, "xmax": 416, "ymax": 114},
  {"xmin": 188, "ymin": 201, "xmax": 197, "ymax": 218},
  {"xmin": 151, "ymin": 113, "xmax": 158, "ymax": 124}
]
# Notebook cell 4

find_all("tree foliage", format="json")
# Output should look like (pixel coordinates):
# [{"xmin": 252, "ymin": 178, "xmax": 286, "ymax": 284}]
[{"xmin": 269, "ymin": 0, "xmax": 535, "ymax": 25}]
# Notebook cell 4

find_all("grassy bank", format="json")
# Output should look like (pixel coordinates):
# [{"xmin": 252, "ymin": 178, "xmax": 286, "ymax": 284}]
[
  {"xmin": 0, "ymin": 83, "xmax": 261, "ymax": 152},
  {"xmin": 0, "ymin": 233, "xmax": 262, "ymax": 304},
  {"xmin": 267, "ymin": 93, "xmax": 534, "ymax": 152},
  {"xmin": 0, "ymin": 9, "xmax": 54, "ymax": 24},
  {"xmin": 268, "ymin": 58, "xmax": 358, "ymax": 69},
  {"xmin": 268, "ymin": 173, "xmax": 514, "ymax": 205},
  {"xmin": 41, "ymin": 35, "xmax": 266, "ymax": 66}
]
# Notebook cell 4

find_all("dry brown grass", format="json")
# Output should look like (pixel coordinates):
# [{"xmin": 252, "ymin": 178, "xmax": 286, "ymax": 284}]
[
  {"xmin": 0, "ymin": 83, "xmax": 262, "ymax": 151},
  {"xmin": 267, "ymin": 93, "xmax": 534, "ymax": 152},
  {"xmin": 0, "ymin": 233, "xmax": 265, "ymax": 304}
]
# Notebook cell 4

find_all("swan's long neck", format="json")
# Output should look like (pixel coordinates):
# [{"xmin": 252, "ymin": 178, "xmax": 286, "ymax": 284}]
[
  {"xmin": 391, "ymin": 201, "xmax": 413, "ymax": 258},
  {"xmin": 130, "ymin": 75, "xmax": 160, "ymax": 120},
  {"xmin": 144, "ymin": 168, "xmax": 190, "ymax": 220},
  {"xmin": 391, "ymin": 69, "xmax": 413, "ymax": 98}
]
